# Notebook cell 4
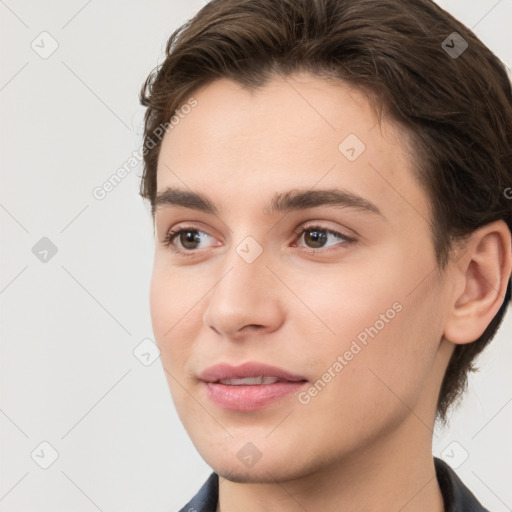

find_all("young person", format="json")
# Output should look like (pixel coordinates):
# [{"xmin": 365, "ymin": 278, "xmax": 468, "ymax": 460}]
[{"xmin": 139, "ymin": 1, "xmax": 512, "ymax": 510}]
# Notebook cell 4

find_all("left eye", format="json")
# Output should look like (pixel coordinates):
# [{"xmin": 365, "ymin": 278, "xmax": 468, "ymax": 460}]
[{"xmin": 295, "ymin": 226, "xmax": 353, "ymax": 249}]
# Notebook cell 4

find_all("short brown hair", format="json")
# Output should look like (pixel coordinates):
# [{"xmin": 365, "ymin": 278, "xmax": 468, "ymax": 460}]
[{"xmin": 139, "ymin": 0, "xmax": 512, "ymax": 421}]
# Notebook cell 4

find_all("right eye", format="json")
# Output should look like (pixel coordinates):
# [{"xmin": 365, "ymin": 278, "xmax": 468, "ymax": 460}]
[{"xmin": 162, "ymin": 226, "xmax": 218, "ymax": 255}]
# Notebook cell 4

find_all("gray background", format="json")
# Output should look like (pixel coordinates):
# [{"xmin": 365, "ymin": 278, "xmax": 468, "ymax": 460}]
[{"xmin": 1, "ymin": 1, "xmax": 511, "ymax": 510}]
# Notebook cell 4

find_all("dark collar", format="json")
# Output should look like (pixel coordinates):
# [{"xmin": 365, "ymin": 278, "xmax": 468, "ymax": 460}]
[
  {"xmin": 178, "ymin": 457, "xmax": 489, "ymax": 511},
  {"xmin": 434, "ymin": 458, "xmax": 489, "ymax": 511}
]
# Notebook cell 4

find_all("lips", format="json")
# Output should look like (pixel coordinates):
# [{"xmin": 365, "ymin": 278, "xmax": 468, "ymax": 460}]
[
  {"xmin": 198, "ymin": 362, "xmax": 307, "ymax": 384},
  {"xmin": 198, "ymin": 362, "xmax": 308, "ymax": 411},
  {"xmin": 218, "ymin": 376, "xmax": 284, "ymax": 385}
]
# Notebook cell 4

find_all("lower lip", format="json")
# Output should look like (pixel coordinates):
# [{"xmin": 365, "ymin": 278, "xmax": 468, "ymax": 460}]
[{"xmin": 203, "ymin": 381, "xmax": 307, "ymax": 411}]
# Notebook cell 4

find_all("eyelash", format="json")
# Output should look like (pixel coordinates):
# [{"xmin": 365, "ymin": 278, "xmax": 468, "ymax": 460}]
[{"xmin": 161, "ymin": 224, "xmax": 357, "ymax": 257}]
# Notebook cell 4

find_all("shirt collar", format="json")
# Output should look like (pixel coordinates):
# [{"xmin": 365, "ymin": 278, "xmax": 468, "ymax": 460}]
[
  {"xmin": 434, "ymin": 457, "xmax": 489, "ymax": 511},
  {"xmin": 179, "ymin": 457, "xmax": 489, "ymax": 512}
]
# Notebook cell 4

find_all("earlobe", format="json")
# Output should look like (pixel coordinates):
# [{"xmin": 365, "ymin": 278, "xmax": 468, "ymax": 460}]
[{"xmin": 443, "ymin": 220, "xmax": 512, "ymax": 345}]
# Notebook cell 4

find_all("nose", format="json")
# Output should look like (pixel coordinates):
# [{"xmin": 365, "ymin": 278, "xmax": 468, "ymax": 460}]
[{"xmin": 202, "ymin": 245, "xmax": 284, "ymax": 340}]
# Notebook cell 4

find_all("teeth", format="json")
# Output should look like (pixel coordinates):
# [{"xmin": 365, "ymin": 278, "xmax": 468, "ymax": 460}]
[{"xmin": 218, "ymin": 376, "xmax": 281, "ymax": 385}]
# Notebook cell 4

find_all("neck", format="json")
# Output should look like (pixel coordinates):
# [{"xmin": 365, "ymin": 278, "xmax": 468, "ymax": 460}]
[{"xmin": 217, "ymin": 417, "xmax": 445, "ymax": 512}]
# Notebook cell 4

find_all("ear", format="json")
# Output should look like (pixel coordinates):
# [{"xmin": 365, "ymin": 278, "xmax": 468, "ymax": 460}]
[{"xmin": 443, "ymin": 220, "xmax": 512, "ymax": 345}]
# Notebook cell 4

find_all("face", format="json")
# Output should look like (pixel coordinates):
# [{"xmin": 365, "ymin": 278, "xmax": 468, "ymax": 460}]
[{"xmin": 150, "ymin": 73, "xmax": 453, "ymax": 483}]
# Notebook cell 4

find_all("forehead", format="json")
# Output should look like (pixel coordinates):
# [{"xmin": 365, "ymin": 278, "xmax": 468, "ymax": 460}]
[
  {"xmin": 155, "ymin": 73, "xmax": 430, "ymax": 226},
  {"xmin": 160, "ymin": 74, "xmax": 388, "ymax": 164}
]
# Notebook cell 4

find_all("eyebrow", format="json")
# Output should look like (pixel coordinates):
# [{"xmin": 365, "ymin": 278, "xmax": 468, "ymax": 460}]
[{"xmin": 153, "ymin": 186, "xmax": 384, "ymax": 218}]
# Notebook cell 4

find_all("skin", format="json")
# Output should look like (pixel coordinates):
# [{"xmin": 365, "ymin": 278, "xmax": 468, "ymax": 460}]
[{"xmin": 149, "ymin": 73, "xmax": 511, "ymax": 512}]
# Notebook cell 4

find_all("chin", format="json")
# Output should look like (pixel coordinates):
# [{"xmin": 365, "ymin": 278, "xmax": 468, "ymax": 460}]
[
  {"xmin": 215, "ymin": 465, "xmax": 296, "ymax": 484},
  {"xmin": 216, "ymin": 469, "xmax": 268, "ymax": 484},
  {"xmin": 208, "ymin": 450, "xmax": 319, "ymax": 485}
]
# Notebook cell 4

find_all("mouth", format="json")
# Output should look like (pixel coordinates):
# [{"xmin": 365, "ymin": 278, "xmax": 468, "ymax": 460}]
[
  {"xmin": 199, "ymin": 361, "xmax": 307, "ymax": 383},
  {"xmin": 215, "ymin": 376, "xmax": 299, "ymax": 385},
  {"xmin": 199, "ymin": 362, "xmax": 308, "ymax": 411}
]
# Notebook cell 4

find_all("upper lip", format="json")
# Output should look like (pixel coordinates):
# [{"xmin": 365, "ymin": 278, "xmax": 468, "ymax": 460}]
[{"xmin": 199, "ymin": 362, "xmax": 307, "ymax": 383}]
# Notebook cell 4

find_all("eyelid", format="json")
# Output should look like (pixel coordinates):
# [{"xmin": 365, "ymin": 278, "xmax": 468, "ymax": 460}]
[
  {"xmin": 293, "ymin": 222, "xmax": 357, "ymax": 242},
  {"xmin": 161, "ymin": 224, "xmax": 219, "ymax": 255}
]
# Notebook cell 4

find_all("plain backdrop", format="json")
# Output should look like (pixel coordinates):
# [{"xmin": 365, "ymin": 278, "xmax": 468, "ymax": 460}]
[{"xmin": 1, "ymin": 1, "xmax": 511, "ymax": 511}]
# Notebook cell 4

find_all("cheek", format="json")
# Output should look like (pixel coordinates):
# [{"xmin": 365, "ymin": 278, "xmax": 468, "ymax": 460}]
[
  {"xmin": 149, "ymin": 266, "xmax": 203, "ymax": 414},
  {"xmin": 291, "ymin": 260, "xmax": 441, "ymax": 414},
  {"xmin": 333, "ymin": 290, "xmax": 442, "ymax": 420},
  {"xmin": 149, "ymin": 255, "xmax": 207, "ymax": 331},
  {"xmin": 149, "ymin": 262, "xmax": 199, "ymax": 360},
  {"xmin": 149, "ymin": 265, "xmax": 172, "ymax": 343},
  {"xmin": 287, "ymin": 264, "xmax": 401, "ymax": 353}
]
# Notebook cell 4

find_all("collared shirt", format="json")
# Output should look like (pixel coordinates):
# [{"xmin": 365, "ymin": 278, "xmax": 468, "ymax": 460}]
[{"xmin": 178, "ymin": 457, "xmax": 490, "ymax": 511}]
